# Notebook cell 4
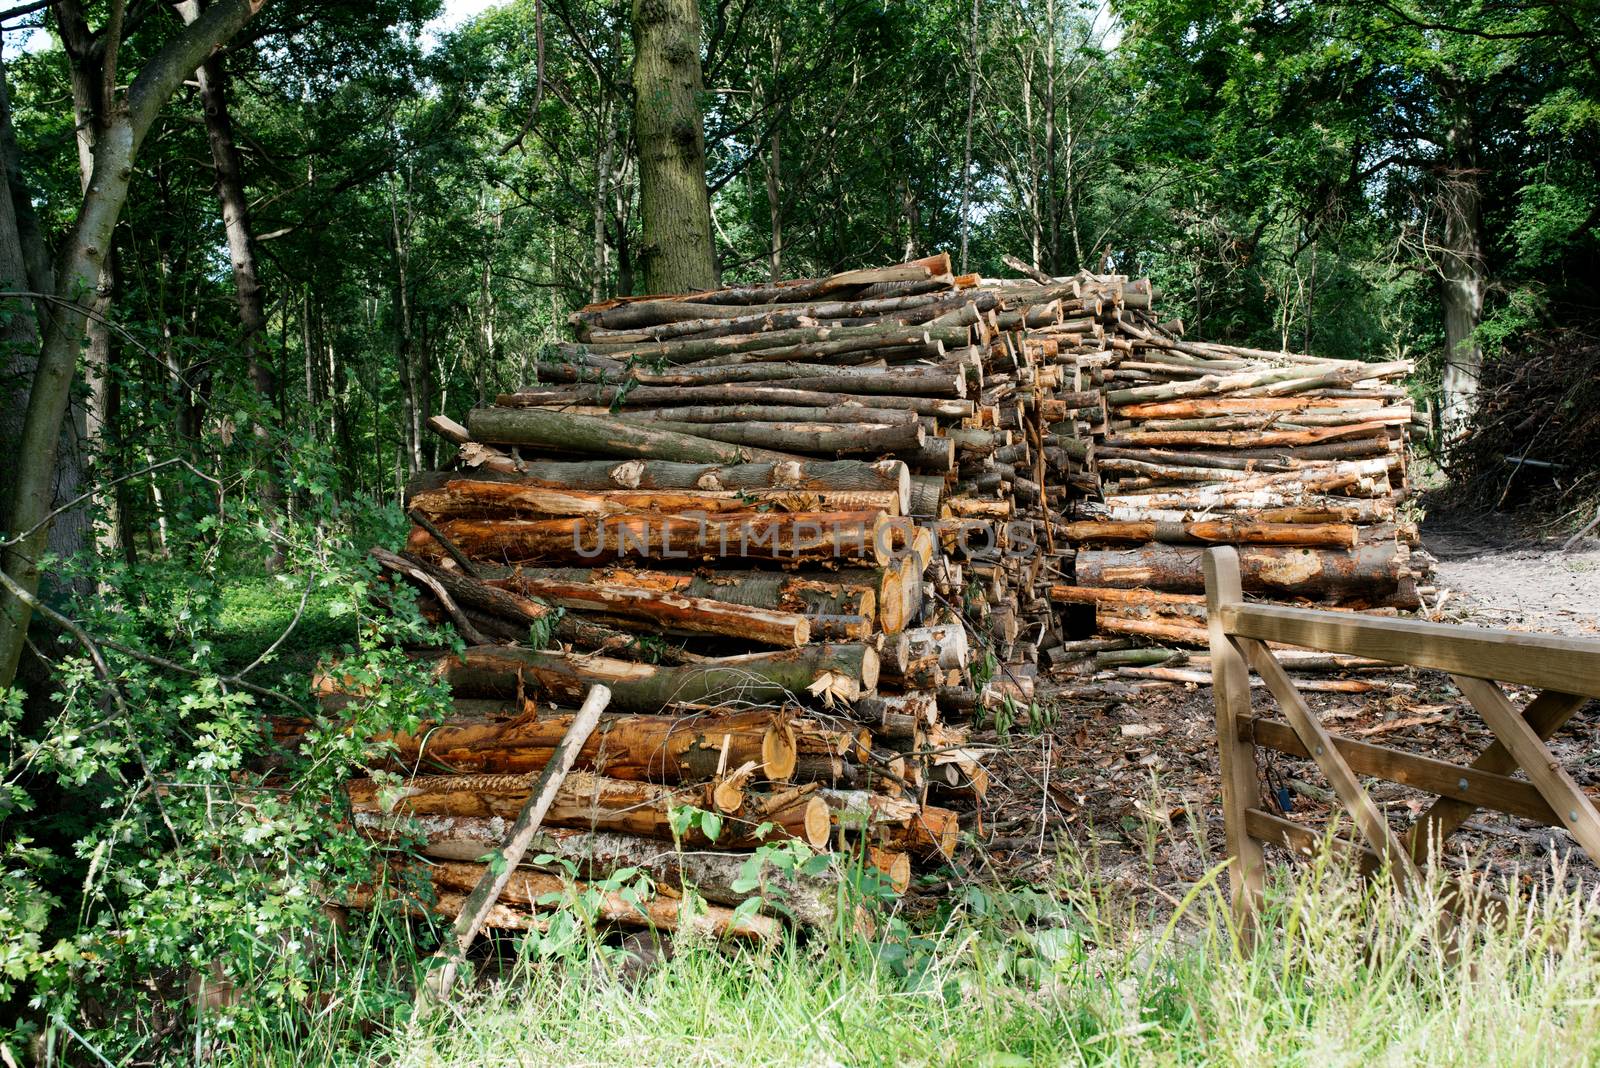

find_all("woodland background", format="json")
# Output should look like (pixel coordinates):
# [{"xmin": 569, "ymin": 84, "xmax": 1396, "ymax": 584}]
[{"xmin": 0, "ymin": 0, "xmax": 1596, "ymax": 1059}]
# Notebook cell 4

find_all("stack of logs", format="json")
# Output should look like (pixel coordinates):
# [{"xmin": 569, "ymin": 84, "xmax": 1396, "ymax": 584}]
[
  {"xmin": 311, "ymin": 253, "xmax": 1072, "ymax": 939},
  {"xmin": 304, "ymin": 255, "xmax": 1430, "ymax": 939},
  {"xmin": 1020, "ymin": 270, "xmax": 1432, "ymax": 689}
]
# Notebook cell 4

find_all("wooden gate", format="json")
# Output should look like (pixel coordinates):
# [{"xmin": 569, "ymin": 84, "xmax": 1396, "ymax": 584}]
[{"xmin": 1202, "ymin": 545, "xmax": 1600, "ymax": 928}]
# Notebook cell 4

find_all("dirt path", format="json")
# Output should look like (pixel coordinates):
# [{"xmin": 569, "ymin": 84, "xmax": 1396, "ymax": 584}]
[{"xmin": 1424, "ymin": 510, "xmax": 1600, "ymax": 636}]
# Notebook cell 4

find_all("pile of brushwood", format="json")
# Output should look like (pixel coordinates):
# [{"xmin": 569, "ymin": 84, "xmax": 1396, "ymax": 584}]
[{"xmin": 1444, "ymin": 325, "xmax": 1600, "ymax": 523}]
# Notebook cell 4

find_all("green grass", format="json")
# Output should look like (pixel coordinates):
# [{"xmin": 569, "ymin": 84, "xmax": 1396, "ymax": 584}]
[
  {"xmin": 186, "ymin": 834, "xmax": 1600, "ymax": 1068},
  {"xmin": 212, "ymin": 575, "xmax": 355, "ymax": 679}
]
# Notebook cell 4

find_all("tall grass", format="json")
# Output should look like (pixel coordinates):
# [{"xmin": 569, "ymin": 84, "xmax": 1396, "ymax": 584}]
[{"xmin": 202, "ymin": 837, "xmax": 1600, "ymax": 1068}]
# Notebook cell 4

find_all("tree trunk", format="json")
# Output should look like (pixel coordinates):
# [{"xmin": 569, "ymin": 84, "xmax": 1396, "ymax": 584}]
[
  {"xmin": 632, "ymin": 0, "xmax": 716, "ymax": 293},
  {"xmin": 1438, "ymin": 100, "xmax": 1484, "ymax": 430},
  {"xmin": 959, "ymin": 0, "xmax": 979, "ymax": 272},
  {"xmin": 180, "ymin": 4, "xmax": 284, "ymax": 569},
  {"xmin": 592, "ymin": 93, "xmax": 612, "ymax": 302},
  {"xmin": 0, "ymin": 0, "xmax": 267, "ymax": 690},
  {"xmin": 764, "ymin": 35, "xmax": 782, "ymax": 285}
]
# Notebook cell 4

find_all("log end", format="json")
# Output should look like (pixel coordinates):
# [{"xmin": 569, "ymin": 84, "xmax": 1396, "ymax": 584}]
[
  {"xmin": 800, "ymin": 796, "xmax": 832, "ymax": 849},
  {"xmin": 912, "ymin": 805, "xmax": 960, "ymax": 860},
  {"xmin": 868, "ymin": 847, "xmax": 911, "ymax": 895},
  {"xmin": 858, "ymin": 645, "xmax": 880, "ymax": 694},
  {"xmin": 763, "ymin": 721, "xmax": 799, "ymax": 781}
]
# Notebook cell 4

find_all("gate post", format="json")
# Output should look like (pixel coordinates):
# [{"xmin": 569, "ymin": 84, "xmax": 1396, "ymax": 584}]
[{"xmin": 1204, "ymin": 547, "xmax": 1264, "ymax": 937}]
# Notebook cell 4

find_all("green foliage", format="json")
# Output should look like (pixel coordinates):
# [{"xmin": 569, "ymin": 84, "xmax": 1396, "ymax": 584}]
[
  {"xmin": 108, "ymin": 833, "xmax": 1600, "ymax": 1067},
  {"xmin": 0, "ymin": 425, "xmax": 458, "ymax": 1057}
]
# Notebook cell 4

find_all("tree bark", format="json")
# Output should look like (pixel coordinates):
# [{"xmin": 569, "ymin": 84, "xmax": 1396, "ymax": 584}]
[
  {"xmin": 354, "ymin": 815, "xmax": 845, "ymax": 929},
  {"xmin": 1438, "ymin": 97, "xmax": 1484, "ymax": 430},
  {"xmin": 632, "ymin": 0, "xmax": 716, "ymax": 293},
  {"xmin": 338, "ymin": 705, "xmax": 797, "ymax": 782},
  {"xmin": 466, "ymin": 406, "xmax": 796, "ymax": 463},
  {"xmin": 178, "ymin": 1, "xmax": 282, "ymax": 567},
  {"xmin": 370, "ymin": 642, "xmax": 881, "ymax": 712},
  {"xmin": 347, "ymin": 770, "xmax": 832, "ymax": 848}
]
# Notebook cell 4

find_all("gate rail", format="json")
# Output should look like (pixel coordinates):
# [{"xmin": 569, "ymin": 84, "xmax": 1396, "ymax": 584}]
[{"xmin": 1202, "ymin": 546, "xmax": 1600, "ymax": 927}]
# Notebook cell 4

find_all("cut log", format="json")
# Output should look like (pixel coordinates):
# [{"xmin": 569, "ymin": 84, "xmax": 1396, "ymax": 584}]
[
  {"xmin": 818, "ymin": 790, "xmax": 960, "ymax": 859},
  {"xmin": 348, "ymin": 771, "xmax": 832, "ymax": 849},
  {"xmin": 473, "ymin": 573, "xmax": 811, "ymax": 647},
  {"xmin": 487, "ymin": 565, "xmax": 879, "ymax": 642},
  {"xmin": 616, "ymin": 403, "xmax": 921, "ymax": 426},
  {"xmin": 410, "ymin": 482, "xmax": 904, "ymax": 521},
  {"xmin": 368, "ymin": 860, "xmax": 777, "ymax": 942},
  {"xmin": 497, "ymin": 383, "xmax": 974, "ymax": 419},
  {"xmin": 629, "ymin": 418, "xmax": 923, "ymax": 455},
  {"xmin": 319, "ymin": 705, "xmax": 795, "ymax": 782},
  {"xmin": 466, "ymin": 407, "xmax": 796, "ymax": 463},
  {"xmin": 353, "ymin": 814, "xmax": 847, "ymax": 929},
  {"xmin": 1059, "ymin": 519, "xmax": 1358, "ymax": 548},
  {"xmin": 404, "ymin": 511, "xmax": 904, "ymax": 567},
  {"xmin": 411, "ymin": 459, "xmax": 912, "ymax": 515},
  {"xmin": 1076, "ymin": 542, "xmax": 1412, "ymax": 601},
  {"xmin": 409, "ymin": 643, "xmax": 881, "ymax": 711}
]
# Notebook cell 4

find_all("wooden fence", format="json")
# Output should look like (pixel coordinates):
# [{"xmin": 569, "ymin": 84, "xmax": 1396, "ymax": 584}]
[{"xmin": 1202, "ymin": 545, "xmax": 1600, "ymax": 928}]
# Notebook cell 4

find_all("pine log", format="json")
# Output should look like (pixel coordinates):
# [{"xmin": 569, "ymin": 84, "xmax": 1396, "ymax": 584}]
[
  {"xmin": 411, "ymin": 459, "xmax": 911, "ymax": 514},
  {"xmin": 817, "ymin": 790, "xmax": 960, "ymax": 859},
  {"xmin": 1058, "ymin": 519, "xmax": 1358, "ymax": 548},
  {"xmin": 498, "ymin": 383, "xmax": 976, "ymax": 419},
  {"xmin": 410, "ymin": 481, "xmax": 904, "ymax": 521},
  {"xmin": 569, "ymin": 316, "xmax": 960, "ymax": 362},
  {"xmin": 403, "ymin": 511, "xmax": 903, "ymax": 567},
  {"xmin": 488, "ymin": 565, "xmax": 878, "ymax": 642},
  {"xmin": 1094, "ymin": 615, "xmax": 1211, "ymax": 646},
  {"xmin": 630, "ymin": 419, "xmax": 923, "ymax": 455},
  {"xmin": 466, "ymin": 407, "xmax": 795, "ymax": 463},
  {"xmin": 348, "ymin": 771, "xmax": 832, "ymax": 849},
  {"xmin": 370, "ymin": 860, "xmax": 778, "ymax": 942},
  {"xmin": 1048, "ymin": 585, "xmax": 1205, "ymax": 609},
  {"xmin": 352, "ymin": 814, "xmax": 847, "ymax": 929},
  {"xmin": 1113, "ymin": 665, "xmax": 1380, "ymax": 693},
  {"xmin": 1076, "ymin": 543, "xmax": 1410, "ymax": 600},
  {"xmin": 331, "ymin": 705, "xmax": 795, "ymax": 782},
  {"xmin": 616, "ymin": 403, "xmax": 920, "ymax": 426},
  {"xmin": 472, "ymin": 572, "xmax": 812, "ymax": 647},
  {"xmin": 411, "ymin": 644, "xmax": 881, "ymax": 710},
  {"xmin": 1115, "ymin": 396, "xmax": 1388, "ymax": 419},
  {"xmin": 1101, "ymin": 491, "xmax": 1395, "ymax": 521}
]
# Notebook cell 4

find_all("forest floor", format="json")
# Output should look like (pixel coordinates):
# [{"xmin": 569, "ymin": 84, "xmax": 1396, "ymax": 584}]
[{"xmin": 979, "ymin": 510, "xmax": 1600, "ymax": 921}]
